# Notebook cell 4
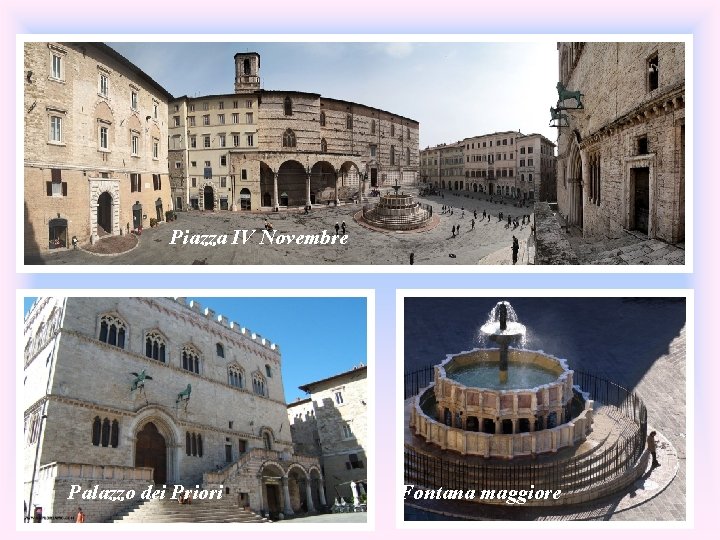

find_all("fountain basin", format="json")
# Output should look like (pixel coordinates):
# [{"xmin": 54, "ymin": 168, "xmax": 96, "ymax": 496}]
[{"xmin": 408, "ymin": 348, "xmax": 593, "ymax": 458}]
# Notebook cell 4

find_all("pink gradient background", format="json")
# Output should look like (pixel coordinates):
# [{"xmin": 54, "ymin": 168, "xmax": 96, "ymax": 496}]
[{"xmin": 5, "ymin": 0, "xmax": 719, "ymax": 535}]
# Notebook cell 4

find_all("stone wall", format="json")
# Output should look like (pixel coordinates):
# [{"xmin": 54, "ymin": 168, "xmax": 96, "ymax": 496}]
[{"xmin": 533, "ymin": 202, "xmax": 579, "ymax": 264}]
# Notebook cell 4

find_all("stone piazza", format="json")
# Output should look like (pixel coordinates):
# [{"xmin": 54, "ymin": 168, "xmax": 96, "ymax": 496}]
[{"xmin": 22, "ymin": 41, "xmax": 685, "ymax": 266}]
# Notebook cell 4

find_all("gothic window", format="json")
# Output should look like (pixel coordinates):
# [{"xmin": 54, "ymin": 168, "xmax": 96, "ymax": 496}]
[
  {"xmin": 321, "ymin": 138, "xmax": 327, "ymax": 153},
  {"xmin": 92, "ymin": 416, "xmax": 101, "ymax": 446},
  {"xmin": 101, "ymin": 418, "xmax": 111, "ymax": 447},
  {"xmin": 145, "ymin": 330, "xmax": 166, "ymax": 363},
  {"xmin": 182, "ymin": 345, "xmax": 201, "ymax": 374},
  {"xmin": 346, "ymin": 453, "xmax": 364, "ymax": 469},
  {"xmin": 319, "ymin": 111, "xmax": 325, "ymax": 126},
  {"xmin": 111, "ymin": 420, "xmax": 119, "ymax": 448},
  {"xmin": 284, "ymin": 96, "xmax": 293, "ymax": 116},
  {"xmin": 216, "ymin": 343, "xmax": 225, "ymax": 358},
  {"xmin": 253, "ymin": 373, "xmax": 267, "ymax": 397},
  {"xmin": 371, "ymin": 119, "xmax": 376, "ymax": 134},
  {"xmin": 263, "ymin": 431, "xmax": 272, "ymax": 450},
  {"xmin": 265, "ymin": 364, "xmax": 272, "ymax": 377},
  {"xmin": 282, "ymin": 129, "xmax": 296, "ymax": 148},
  {"xmin": 346, "ymin": 114, "xmax": 353, "ymax": 130},
  {"xmin": 228, "ymin": 365, "xmax": 244, "ymax": 388},
  {"xmin": 99, "ymin": 314, "xmax": 126, "ymax": 349},
  {"xmin": 391, "ymin": 124, "xmax": 395, "ymax": 137}
]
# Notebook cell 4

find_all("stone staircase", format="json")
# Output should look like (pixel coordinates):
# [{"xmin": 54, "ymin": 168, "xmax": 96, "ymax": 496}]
[
  {"xmin": 110, "ymin": 496, "xmax": 270, "ymax": 523},
  {"xmin": 569, "ymin": 231, "xmax": 684, "ymax": 265}
]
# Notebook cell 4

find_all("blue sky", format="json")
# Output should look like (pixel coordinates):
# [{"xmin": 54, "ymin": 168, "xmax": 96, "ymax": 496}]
[
  {"xmin": 107, "ymin": 40, "xmax": 559, "ymax": 147},
  {"xmin": 24, "ymin": 296, "xmax": 367, "ymax": 402}
]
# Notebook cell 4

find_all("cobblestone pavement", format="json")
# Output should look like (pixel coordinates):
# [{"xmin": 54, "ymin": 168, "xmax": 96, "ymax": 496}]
[
  {"xmin": 25, "ymin": 190, "xmax": 531, "ymax": 266},
  {"xmin": 404, "ymin": 298, "xmax": 687, "ymax": 521}
]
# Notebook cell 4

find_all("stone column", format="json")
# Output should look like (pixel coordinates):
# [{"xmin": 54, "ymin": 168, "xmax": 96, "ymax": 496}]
[
  {"xmin": 334, "ymin": 172, "xmax": 340, "ymax": 204},
  {"xmin": 305, "ymin": 172, "xmax": 311, "ymax": 207},
  {"xmin": 318, "ymin": 479, "xmax": 327, "ymax": 506},
  {"xmin": 281, "ymin": 476, "xmax": 294, "ymax": 516},
  {"xmin": 305, "ymin": 480, "xmax": 315, "ymax": 512},
  {"xmin": 273, "ymin": 171, "xmax": 279, "ymax": 212}
]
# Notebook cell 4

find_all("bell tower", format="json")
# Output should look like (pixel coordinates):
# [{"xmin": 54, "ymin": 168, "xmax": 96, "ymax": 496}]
[{"xmin": 234, "ymin": 53, "xmax": 261, "ymax": 93}]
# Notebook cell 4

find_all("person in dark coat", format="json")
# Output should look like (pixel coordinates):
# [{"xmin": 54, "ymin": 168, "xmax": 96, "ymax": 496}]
[{"xmin": 512, "ymin": 236, "xmax": 519, "ymax": 265}]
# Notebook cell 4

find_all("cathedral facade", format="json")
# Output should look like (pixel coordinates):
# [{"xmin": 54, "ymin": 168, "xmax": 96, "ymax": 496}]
[{"xmin": 168, "ymin": 53, "xmax": 420, "ymax": 212}]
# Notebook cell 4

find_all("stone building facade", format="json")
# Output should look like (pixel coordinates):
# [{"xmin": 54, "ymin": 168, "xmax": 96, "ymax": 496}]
[
  {"xmin": 288, "ymin": 366, "xmax": 368, "ymax": 505},
  {"xmin": 419, "ymin": 143, "xmax": 464, "ymax": 191},
  {"xmin": 555, "ymin": 42, "xmax": 685, "ymax": 243},
  {"xmin": 23, "ymin": 43, "xmax": 173, "ymax": 255},
  {"xmin": 23, "ymin": 297, "xmax": 322, "ymax": 522},
  {"xmin": 420, "ymin": 131, "xmax": 556, "ymax": 201},
  {"xmin": 171, "ymin": 52, "xmax": 420, "ymax": 212}
]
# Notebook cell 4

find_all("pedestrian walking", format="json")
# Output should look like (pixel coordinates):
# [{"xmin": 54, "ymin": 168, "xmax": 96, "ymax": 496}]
[
  {"xmin": 474, "ymin": 210, "xmax": 478, "ymax": 220},
  {"xmin": 507, "ymin": 215, "xmax": 511, "ymax": 226},
  {"xmin": 76, "ymin": 507, "xmax": 85, "ymax": 523},
  {"xmin": 451, "ymin": 225, "xmax": 456, "ymax": 238},
  {"xmin": 471, "ymin": 218, "xmax": 475, "ymax": 230},
  {"xmin": 334, "ymin": 222, "xmax": 340, "ymax": 235},
  {"xmin": 511, "ymin": 236, "xmax": 519, "ymax": 265},
  {"xmin": 410, "ymin": 252, "xmax": 415, "ymax": 265},
  {"xmin": 341, "ymin": 221, "xmax": 347, "ymax": 235},
  {"xmin": 456, "ymin": 223, "xmax": 460, "ymax": 236},
  {"xmin": 647, "ymin": 431, "xmax": 660, "ymax": 467}
]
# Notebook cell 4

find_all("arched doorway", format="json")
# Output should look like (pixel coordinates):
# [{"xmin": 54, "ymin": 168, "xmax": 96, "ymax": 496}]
[
  {"xmin": 277, "ymin": 160, "xmax": 307, "ymax": 207},
  {"xmin": 263, "ymin": 192, "xmax": 272, "ymax": 207},
  {"xmin": 97, "ymin": 192, "xmax": 113, "ymax": 235},
  {"xmin": 135, "ymin": 422, "xmax": 167, "ymax": 484},
  {"xmin": 311, "ymin": 161, "xmax": 336, "ymax": 204},
  {"xmin": 203, "ymin": 186, "xmax": 215, "ymax": 211},
  {"xmin": 239, "ymin": 188, "xmax": 251, "ymax": 211},
  {"xmin": 260, "ymin": 463, "xmax": 285, "ymax": 518}
]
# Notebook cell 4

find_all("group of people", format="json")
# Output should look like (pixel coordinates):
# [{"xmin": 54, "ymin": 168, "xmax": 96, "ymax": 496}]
[{"xmin": 334, "ymin": 222, "xmax": 347, "ymax": 235}]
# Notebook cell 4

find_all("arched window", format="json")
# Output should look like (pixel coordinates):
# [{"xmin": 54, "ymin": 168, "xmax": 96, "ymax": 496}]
[
  {"xmin": 182, "ymin": 345, "xmax": 201, "ymax": 374},
  {"xmin": 284, "ymin": 96, "xmax": 293, "ymax": 116},
  {"xmin": 391, "ymin": 124, "xmax": 395, "ymax": 137},
  {"xmin": 320, "ymin": 138, "xmax": 327, "ymax": 153},
  {"xmin": 282, "ymin": 129, "xmax": 296, "ymax": 148},
  {"xmin": 186, "ymin": 432, "xmax": 191, "ymax": 455},
  {"xmin": 346, "ymin": 114, "xmax": 353, "ymax": 130},
  {"xmin": 197, "ymin": 434, "xmax": 203, "ymax": 457},
  {"xmin": 99, "ymin": 314, "xmax": 126, "ymax": 349},
  {"xmin": 145, "ymin": 331, "xmax": 166, "ymax": 363},
  {"xmin": 406, "ymin": 148, "xmax": 411, "ymax": 166},
  {"xmin": 101, "ymin": 418, "xmax": 111, "ymax": 447},
  {"xmin": 253, "ymin": 373, "xmax": 267, "ymax": 397},
  {"xmin": 371, "ymin": 119, "xmax": 376, "ymax": 135},
  {"xmin": 243, "ymin": 58, "xmax": 251, "ymax": 75},
  {"xmin": 191, "ymin": 433, "xmax": 197, "ymax": 456},
  {"xmin": 265, "ymin": 364, "xmax": 272, "ymax": 377},
  {"xmin": 216, "ymin": 343, "xmax": 225, "ymax": 358},
  {"xmin": 319, "ymin": 111, "xmax": 325, "ymax": 126},
  {"xmin": 92, "ymin": 416, "xmax": 101, "ymax": 446},
  {"xmin": 263, "ymin": 431, "xmax": 272, "ymax": 450},
  {"xmin": 111, "ymin": 420, "xmax": 119, "ymax": 448},
  {"xmin": 228, "ymin": 365, "xmax": 244, "ymax": 388}
]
